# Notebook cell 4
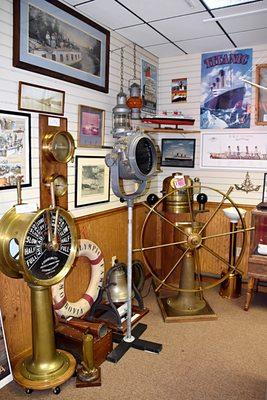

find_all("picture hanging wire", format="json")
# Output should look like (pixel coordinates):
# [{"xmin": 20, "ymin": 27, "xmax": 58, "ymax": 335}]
[{"xmin": 240, "ymin": 54, "xmax": 267, "ymax": 90}]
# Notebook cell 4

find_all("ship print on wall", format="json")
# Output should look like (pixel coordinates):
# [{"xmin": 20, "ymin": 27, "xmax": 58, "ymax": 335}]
[{"xmin": 200, "ymin": 49, "xmax": 252, "ymax": 129}]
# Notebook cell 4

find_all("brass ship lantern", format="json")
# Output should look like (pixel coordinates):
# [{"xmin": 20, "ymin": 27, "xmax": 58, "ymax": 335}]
[{"xmin": 0, "ymin": 177, "xmax": 77, "ymax": 394}]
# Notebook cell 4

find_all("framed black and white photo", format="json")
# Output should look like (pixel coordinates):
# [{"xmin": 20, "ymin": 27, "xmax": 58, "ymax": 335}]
[
  {"xmin": 0, "ymin": 309, "xmax": 12, "ymax": 389},
  {"xmin": 0, "ymin": 110, "xmax": 31, "ymax": 189},
  {"xmin": 13, "ymin": 0, "xmax": 110, "ymax": 93},
  {"xmin": 19, "ymin": 81, "xmax": 65, "ymax": 115},
  {"xmin": 161, "ymin": 138, "xmax": 195, "ymax": 168},
  {"xmin": 75, "ymin": 156, "xmax": 110, "ymax": 207}
]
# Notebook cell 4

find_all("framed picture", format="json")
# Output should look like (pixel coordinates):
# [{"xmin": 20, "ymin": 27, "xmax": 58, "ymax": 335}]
[
  {"xmin": 19, "ymin": 81, "xmax": 65, "ymax": 115},
  {"xmin": 0, "ymin": 110, "xmax": 31, "ymax": 189},
  {"xmin": 161, "ymin": 139, "xmax": 195, "ymax": 168},
  {"xmin": 141, "ymin": 59, "xmax": 157, "ymax": 114},
  {"xmin": 255, "ymin": 64, "xmax": 267, "ymax": 125},
  {"xmin": 200, "ymin": 48, "xmax": 252, "ymax": 129},
  {"xmin": 261, "ymin": 173, "xmax": 267, "ymax": 203},
  {"xmin": 0, "ymin": 309, "xmax": 13, "ymax": 389},
  {"xmin": 171, "ymin": 78, "xmax": 187, "ymax": 103},
  {"xmin": 78, "ymin": 106, "xmax": 105, "ymax": 148},
  {"xmin": 13, "ymin": 0, "xmax": 110, "ymax": 93},
  {"xmin": 201, "ymin": 132, "xmax": 267, "ymax": 170},
  {"xmin": 75, "ymin": 156, "xmax": 110, "ymax": 207}
]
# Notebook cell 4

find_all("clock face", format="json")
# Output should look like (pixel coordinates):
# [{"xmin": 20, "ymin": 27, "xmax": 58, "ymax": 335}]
[
  {"xmin": 53, "ymin": 132, "xmax": 71, "ymax": 163},
  {"xmin": 23, "ymin": 210, "xmax": 72, "ymax": 281}
]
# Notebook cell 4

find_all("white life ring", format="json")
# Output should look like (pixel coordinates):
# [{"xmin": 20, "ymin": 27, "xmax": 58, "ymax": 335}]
[{"xmin": 51, "ymin": 239, "xmax": 105, "ymax": 318}]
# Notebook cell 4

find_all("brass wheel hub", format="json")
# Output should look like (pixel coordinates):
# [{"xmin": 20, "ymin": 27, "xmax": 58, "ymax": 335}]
[{"xmin": 187, "ymin": 233, "xmax": 202, "ymax": 249}]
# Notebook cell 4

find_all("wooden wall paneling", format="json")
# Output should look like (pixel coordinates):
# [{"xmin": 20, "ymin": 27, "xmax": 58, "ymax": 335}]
[{"xmin": 0, "ymin": 202, "xmax": 253, "ymax": 362}]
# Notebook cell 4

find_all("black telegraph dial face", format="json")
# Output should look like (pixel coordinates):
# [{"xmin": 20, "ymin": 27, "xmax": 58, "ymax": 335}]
[
  {"xmin": 24, "ymin": 211, "xmax": 72, "ymax": 281},
  {"xmin": 135, "ymin": 137, "xmax": 154, "ymax": 175}
]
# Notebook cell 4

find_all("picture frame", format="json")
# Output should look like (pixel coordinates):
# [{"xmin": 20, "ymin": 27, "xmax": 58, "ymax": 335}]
[
  {"xmin": 255, "ymin": 64, "xmax": 267, "ymax": 125},
  {"xmin": 200, "ymin": 132, "xmax": 267, "ymax": 170},
  {"xmin": 0, "ymin": 110, "xmax": 31, "ymax": 189},
  {"xmin": 13, "ymin": 0, "xmax": 110, "ymax": 93},
  {"xmin": 75, "ymin": 155, "xmax": 110, "ymax": 207},
  {"xmin": 261, "ymin": 173, "xmax": 267, "ymax": 203},
  {"xmin": 18, "ymin": 81, "xmax": 65, "ymax": 115},
  {"xmin": 161, "ymin": 138, "xmax": 195, "ymax": 168},
  {"xmin": 171, "ymin": 78, "xmax": 187, "ymax": 103},
  {"xmin": 78, "ymin": 105, "xmax": 105, "ymax": 148},
  {"xmin": 141, "ymin": 59, "xmax": 157, "ymax": 114},
  {"xmin": 0, "ymin": 309, "xmax": 13, "ymax": 389}
]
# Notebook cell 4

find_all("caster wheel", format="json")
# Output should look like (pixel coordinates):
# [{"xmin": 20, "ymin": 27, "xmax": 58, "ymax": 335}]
[
  {"xmin": 53, "ymin": 386, "xmax": 61, "ymax": 395},
  {"xmin": 25, "ymin": 388, "xmax": 33, "ymax": 395}
]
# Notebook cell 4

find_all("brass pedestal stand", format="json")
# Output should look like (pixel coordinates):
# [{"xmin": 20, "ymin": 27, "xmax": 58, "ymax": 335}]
[
  {"xmin": 156, "ymin": 221, "xmax": 217, "ymax": 322},
  {"xmin": 13, "ymin": 286, "xmax": 76, "ymax": 394},
  {"xmin": 220, "ymin": 208, "xmax": 246, "ymax": 299}
]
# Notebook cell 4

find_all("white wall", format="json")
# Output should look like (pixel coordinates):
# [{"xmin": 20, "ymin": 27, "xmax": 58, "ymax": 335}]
[
  {"xmin": 0, "ymin": 0, "xmax": 159, "ymax": 217},
  {"xmin": 156, "ymin": 45, "xmax": 267, "ymax": 205}
]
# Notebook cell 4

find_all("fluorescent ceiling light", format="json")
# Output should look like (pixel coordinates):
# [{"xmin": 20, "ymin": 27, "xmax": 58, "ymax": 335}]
[
  {"xmin": 203, "ymin": 7, "xmax": 267, "ymax": 21},
  {"xmin": 202, "ymin": 0, "xmax": 258, "ymax": 9}
]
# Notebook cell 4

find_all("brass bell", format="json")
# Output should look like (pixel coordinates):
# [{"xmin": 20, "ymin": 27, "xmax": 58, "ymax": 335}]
[{"xmin": 108, "ymin": 265, "xmax": 133, "ymax": 303}]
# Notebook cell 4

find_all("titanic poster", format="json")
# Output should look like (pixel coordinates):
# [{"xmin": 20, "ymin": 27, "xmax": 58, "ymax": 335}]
[{"xmin": 200, "ymin": 48, "xmax": 252, "ymax": 129}]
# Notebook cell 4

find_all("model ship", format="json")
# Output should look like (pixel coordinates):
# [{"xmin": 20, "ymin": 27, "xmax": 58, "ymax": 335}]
[
  {"xmin": 141, "ymin": 113, "xmax": 195, "ymax": 128},
  {"xmin": 165, "ymin": 152, "xmax": 193, "ymax": 161},
  {"xmin": 210, "ymin": 146, "xmax": 267, "ymax": 160}
]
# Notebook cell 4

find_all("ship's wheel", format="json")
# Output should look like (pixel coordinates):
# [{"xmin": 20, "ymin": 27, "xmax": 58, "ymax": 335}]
[{"xmin": 134, "ymin": 184, "xmax": 250, "ymax": 321}]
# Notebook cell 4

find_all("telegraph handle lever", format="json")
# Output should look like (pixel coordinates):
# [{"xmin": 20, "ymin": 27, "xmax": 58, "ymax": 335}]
[{"xmin": 16, "ymin": 175, "xmax": 24, "ymax": 205}]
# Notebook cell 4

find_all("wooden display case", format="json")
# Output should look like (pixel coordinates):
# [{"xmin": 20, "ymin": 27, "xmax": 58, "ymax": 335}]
[{"xmin": 244, "ymin": 208, "xmax": 267, "ymax": 310}]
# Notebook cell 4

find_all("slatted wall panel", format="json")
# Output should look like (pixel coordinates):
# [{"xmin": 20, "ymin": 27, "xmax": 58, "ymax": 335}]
[
  {"xmin": 155, "ymin": 45, "xmax": 267, "ymax": 205},
  {"xmin": 0, "ymin": 0, "xmax": 159, "ymax": 217}
]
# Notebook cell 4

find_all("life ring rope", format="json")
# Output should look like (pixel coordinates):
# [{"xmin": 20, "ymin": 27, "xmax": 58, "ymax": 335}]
[{"xmin": 51, "ymin": 239, "xmax": 105, "ymax": 318}]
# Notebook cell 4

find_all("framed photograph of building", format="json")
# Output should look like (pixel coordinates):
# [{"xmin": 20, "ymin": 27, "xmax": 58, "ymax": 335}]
[
  {"xmin": 13, "ymin": 0, "xmax": 110, "ymax": 93},
  {"xmin": 161, "ymin": 138, "xmax": 195, "ymax": 168},
  {"xmin": 19, "ymin": 82, "xmax": 65, "ymax": 115},
  {"xmin": 0, "ymin": 309, "xmax": 12, "ymax": 389},
  {"xmin": 0, "ymin": 110, "xmax": 31, "ymax": 189},
  {"xmin": 78, "ymin": 105, "xmax": 105, "ymax": 148},
  {"xmin": 255, "ymin": 64, "xmax": 267, "ymax": 125},
  {"xmin": 201, "ymin": 132, "xmax": 267, "ymax": 170},
  {"xmin": 75, "ymin": 155, "xmax": 110, "ymax": 207}
]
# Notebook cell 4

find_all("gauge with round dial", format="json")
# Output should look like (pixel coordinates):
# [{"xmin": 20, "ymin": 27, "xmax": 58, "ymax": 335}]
[
  {"xmin": 22, "ymin": 208, "xmax": 76, "ymax": 284},
  {"xmin": 45, "ymin": 174, "xmax": 68, "ymax": 198},
  {"xmin": 43, "ymin": 130, "xmax": 75, "ymax": 163}
]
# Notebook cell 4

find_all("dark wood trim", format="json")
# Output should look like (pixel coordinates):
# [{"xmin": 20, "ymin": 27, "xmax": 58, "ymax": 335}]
[
  {"xmin": 18, "ymin": 81, "xmax": 65, "ymax": 115},
  {"xmin": 13, "ymin": 0, "xmax": 110, "ymax": 93}
]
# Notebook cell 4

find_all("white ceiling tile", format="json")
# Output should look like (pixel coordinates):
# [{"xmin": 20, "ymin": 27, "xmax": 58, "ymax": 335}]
[
  {"xmin": 117, "ymin": 24, "xmax": 166, "ymax": 47},
  {"xmin": 64, "ymin": 0, "xmax": 82, "ymax": 5},
  {"xmin": 144, "ymin": 43, "xmax": 185, "ymax": 57},
  {"xmin": 231, "ymin": 28, "xmax": 267, "ymax": 47},
  {"xmin": 150, "ymin": 12, "xmax": 223, "ymax": 42},
  {"xmin": 76, "ymin": 0, "xmax": 141, "ymax": 29},
  {"xmin": 118, "ymin": 0, "xmax": 206, "ymax": 21},
  {"xmin": 177, "ymin": 35, "xmax": 233, "ymax": 54},
  {"xmin": 213, "ymin": 1, "xmax": 267, "ymax": 32}
]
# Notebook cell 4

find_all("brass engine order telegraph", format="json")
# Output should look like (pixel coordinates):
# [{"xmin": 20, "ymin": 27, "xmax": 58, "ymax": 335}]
[
  {"xmin": 134, "ymin": 173, "xmax": 252, "ymax": 322},
  {"xmin": 0, "ymin": 176, "xmax": 77, "ymax": 394}
]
